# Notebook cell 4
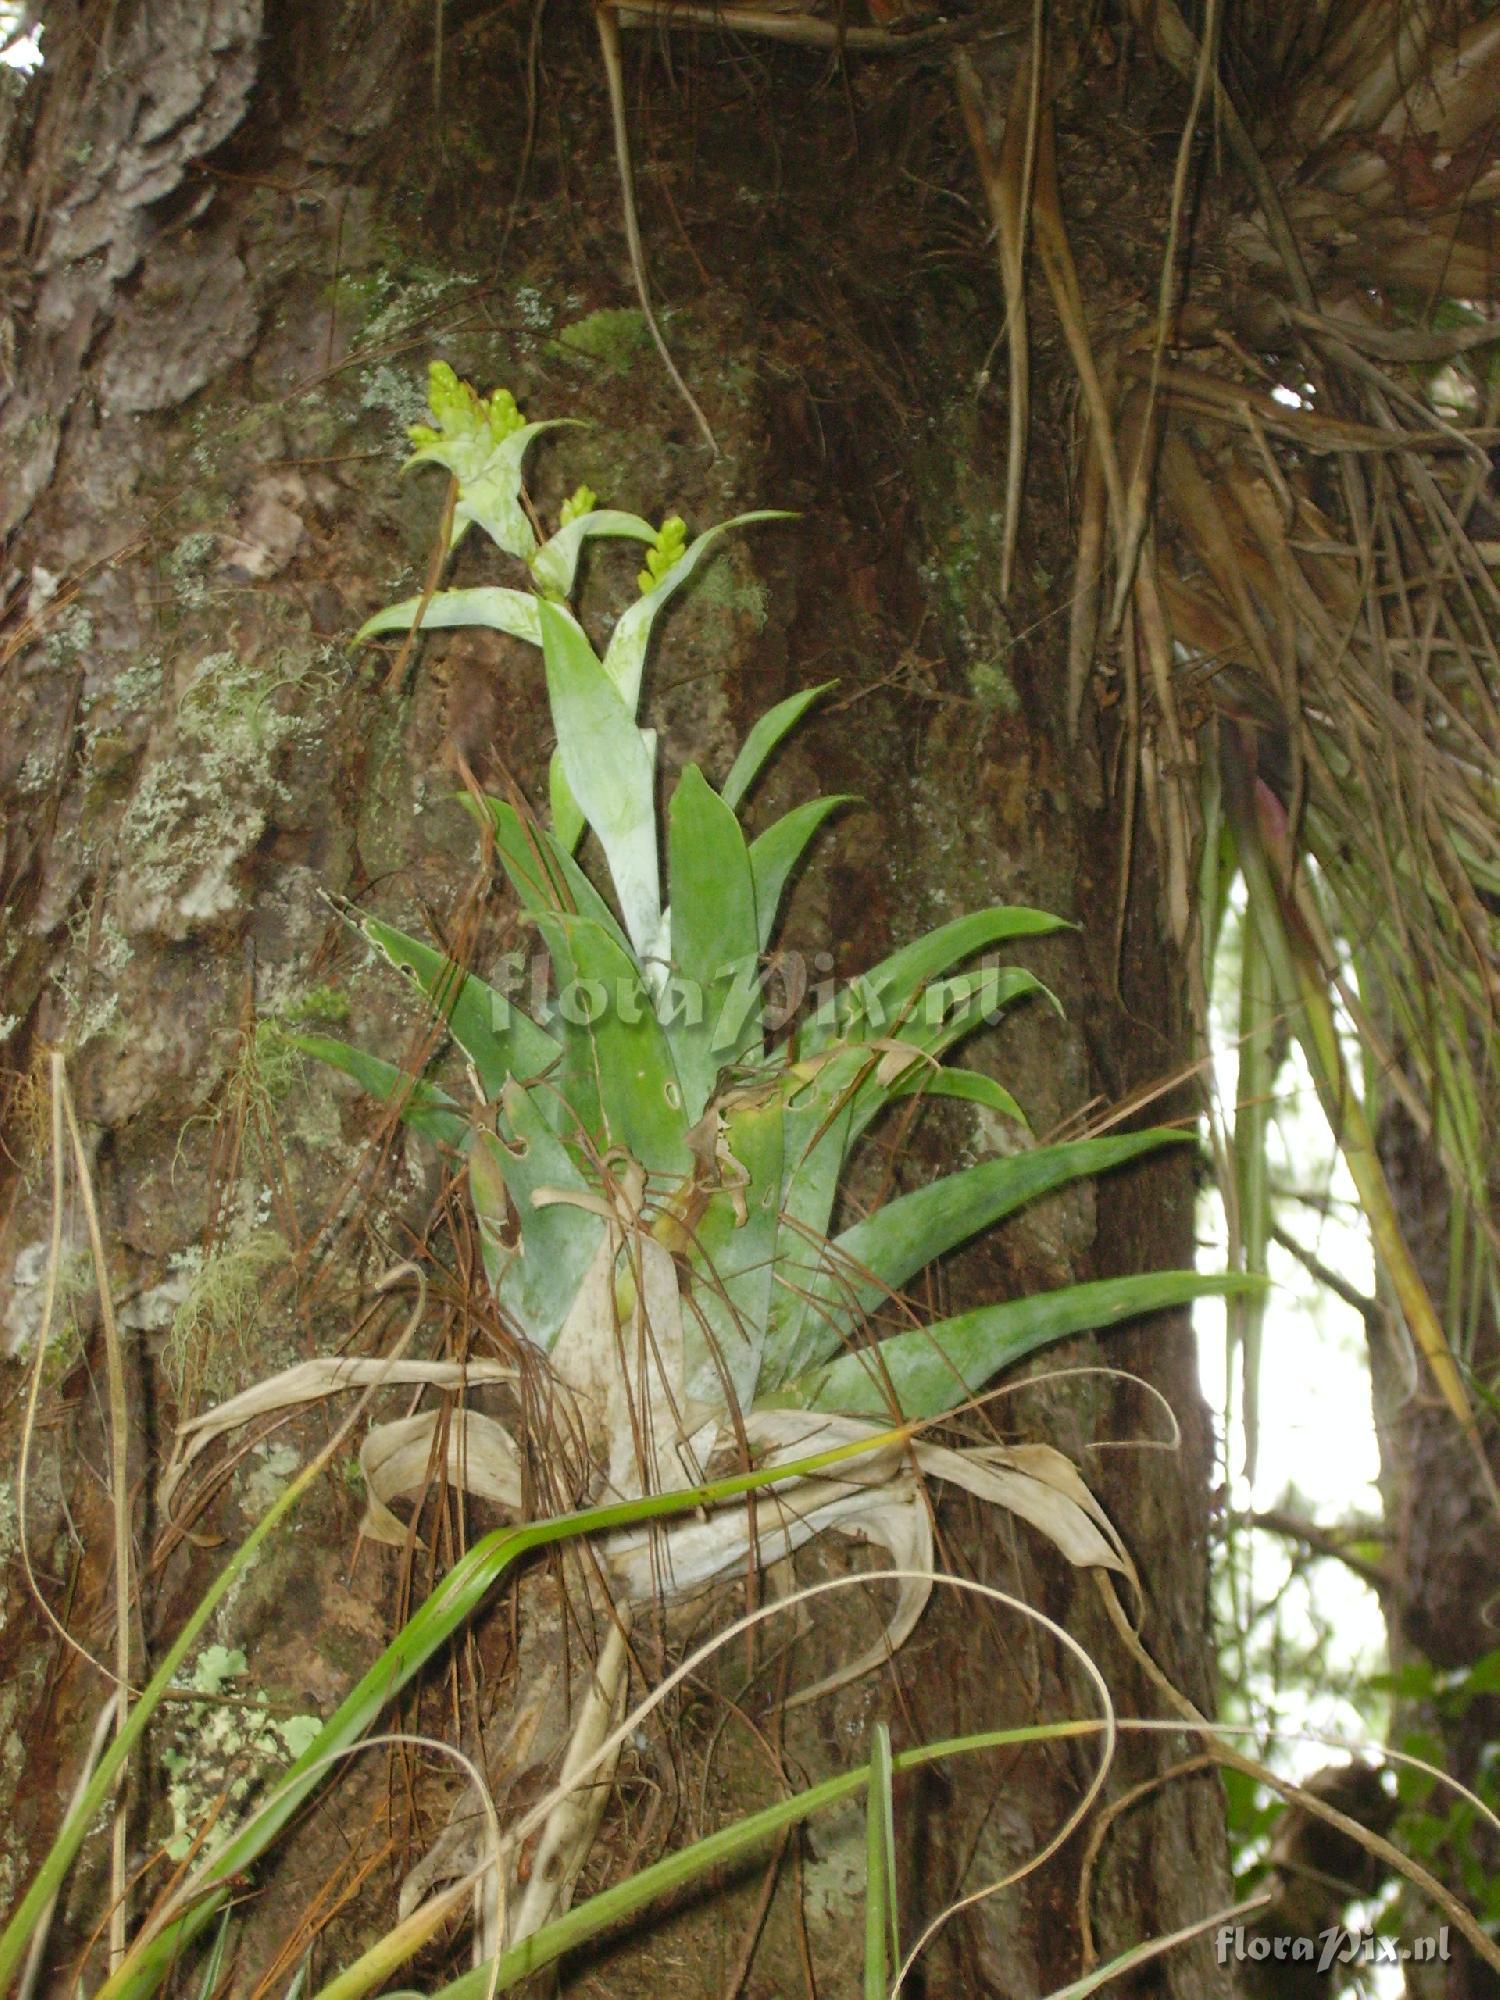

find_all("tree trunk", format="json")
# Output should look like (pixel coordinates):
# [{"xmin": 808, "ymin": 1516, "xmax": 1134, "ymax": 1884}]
[
  {"xmin": 0, "ymin": 4, "xmax": 1228, "ymax": 1992},
  {"xmin": 1375, "ymin": 1083, "xmax": 1500, "ymax": 2000}
]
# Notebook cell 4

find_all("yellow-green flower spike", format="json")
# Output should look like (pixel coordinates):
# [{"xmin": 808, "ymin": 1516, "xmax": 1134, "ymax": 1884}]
[
  {"xmin": 408, "ymin": 362, "xmax": 527, "ymax": 449},
  {"xmin": 637, "ymin": 515, "xmax": 688, "ymax": 595},
  {"xmin": 560, "ymin": 484, "xmax": 597, "ymax": 529}
]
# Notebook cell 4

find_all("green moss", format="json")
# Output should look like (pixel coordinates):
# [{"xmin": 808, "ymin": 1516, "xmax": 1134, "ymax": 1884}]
[
  {"xmin": 969, "ymin": 656, "xmax": 1021, "ymax": 714},
  {"xmin": 279, "ymin": 984, "xmax": 350, "ymax": 1027},
  {"xmin": 696, "ymin": 550, "xmax": 770, "ymax": 630},
  {"xmin": 553, "ymin": 307, "xmax": 650, "ymax": 372}
]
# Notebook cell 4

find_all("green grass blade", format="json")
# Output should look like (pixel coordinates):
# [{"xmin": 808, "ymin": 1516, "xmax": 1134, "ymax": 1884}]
[
  {"xmin": 419, "ymin": 1717, "xmax": 1099, "ymax": 2000},
  {"xmin": 0, "ymin": 1434, "xmax": 358, "ymax": 1995},
  {"xmin": 191, "ymin": 1909, "xmax": 233, "ymax": 2000}
]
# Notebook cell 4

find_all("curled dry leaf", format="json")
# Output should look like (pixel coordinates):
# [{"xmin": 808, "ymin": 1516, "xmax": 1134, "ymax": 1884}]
[
  {"xmin": 359, "ymin": 1408, "xmax": 524, "ymax": 1547},
  {"xmin": 918, "ymin": 1440, "xmax": 1137, "ymax": 1583},
  {"xmin": 603, "ymin": 1411, "xmax": 1133, "ymax": 1705},
  {"xmin": 163, "ymin": 1356, "xmax": 515, "ymax": 1510}
]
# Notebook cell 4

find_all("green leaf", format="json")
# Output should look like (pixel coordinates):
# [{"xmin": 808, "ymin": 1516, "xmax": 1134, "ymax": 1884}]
[
  {"xmin": 667, "ymin": 765, "xmax": 760, "ymax": 1118},
  {"xmin": 831, "ymin": 907, "xmax": 1066, "ymax": 1047},
  {"xmin": 69, "ymin": 1435, "xmax": 919, "ymax": 2000},
  {"xmin": 680, "ymin": 1094, "xmax": 784, "ymax": 1414},
  {"xmin": 475, "ymin": 1086, "xmax": 605, "ymax": 1351},
  {"xmin": 360, "ymin": 916, "xmax": 560, "ymax": 1099},
  {"xmin": 1231, "ymin": 914, "xmax": 1278, "ymax": 1481},
  {"xmin": 354, "ymin": 586, "xmax": 542, "ymax": 651},
  {"xmin": 883, "ymin": 1065, "xmax": 1026, "ymax": 1123},
  {"xmin": 1454, "ymin": 1648, "xmax": 1500, "ymax": 1699},
  {"xmin": 531, "ymin": 911, "xmax": 691, "ymax": 1177},
  {"xmin": 1367, "ymin": 1661, "xmax": 1440, "ymax": 1701},
  {"xmin": 284, "ymin": 1033, "xmax": 467, "ymax": 1148},
  {"xmin": 761, "ymin": 1047, "xmax": 869, "ymax": 1385},
  {"xmin": 477, "ymin": 796, "xmax": 630, "ymax": 954},
  {"xmin": 820, "ymin": 967, "xmax": 1052, "ymax": 1167},
  {"xmin": 842, "ymin": 966, "xmax": 1054, "ymax": 1150},
  {"xmin": 415, "ymin": 1721, "xmax": 1095, "ymax": 2000},
  {"xmin": 778, "ymin": 1271, "xmax": 1261, "ymax": 1419},
  {"xmin": 549, "ymin": 749, "xmax": 586, "ymax": 856},
  {"xmin": 791, "ymin": 1132, "xmax": 1188, "ymax": 1375},
  {"xmin": 539, "ymin": 598, "xmax": 661, "ymax": 961},
  {"xmin": 721, "ymin": 682, "xmax": 835, "ymax": 811},
  {"xmin": 601, "ymin": 512, "xmax": 794, "ymax": 711},
  {"xmin": 410, "ymin": 418, "xmax": 582, "ymax": 560},
  {"xmin": 748, "ymin": 796, "xmax": 854, "ymax": 950},
  {"xmin": 529, "ymin": 509, "xmax": 658, "ymax": 599}
]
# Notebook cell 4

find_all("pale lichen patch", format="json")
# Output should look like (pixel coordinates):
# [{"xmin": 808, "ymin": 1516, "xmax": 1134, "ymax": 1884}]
[{"xmin": 161, "ymin": 1643, "xmax": 321, "ymax": 1863}]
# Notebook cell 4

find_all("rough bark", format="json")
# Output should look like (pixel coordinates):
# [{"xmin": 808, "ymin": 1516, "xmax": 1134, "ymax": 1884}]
[{"xmin": 0, "ymin": 4, "xmax": 1228, "ymax": 1993}]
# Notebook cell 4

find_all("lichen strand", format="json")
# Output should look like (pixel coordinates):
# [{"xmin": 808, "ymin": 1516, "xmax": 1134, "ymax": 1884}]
[{"xmin": 165, "ymin": 1227, "xmax": 291, "ymax": 1407}]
